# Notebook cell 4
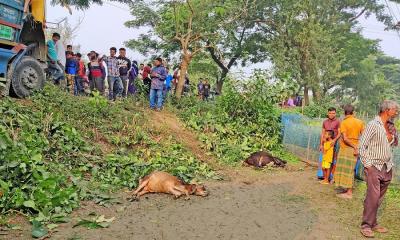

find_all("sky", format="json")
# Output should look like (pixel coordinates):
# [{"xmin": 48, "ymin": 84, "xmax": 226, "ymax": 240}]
[{"xmin": 46, "ymin": 1, "xmax": 400, "ymax": 74}]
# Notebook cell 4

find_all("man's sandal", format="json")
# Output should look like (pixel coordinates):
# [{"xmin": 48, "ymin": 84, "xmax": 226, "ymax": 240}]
[
  {"xmin": 360, "ymin": 228, "xmax": 374, "ymax": 238},
  {"xmin": 372, "ymin": 226, "xmax": 388, "ymax": 233}
]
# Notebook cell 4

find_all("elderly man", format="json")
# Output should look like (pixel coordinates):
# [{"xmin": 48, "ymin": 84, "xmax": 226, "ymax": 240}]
[{"xmin": 359, "ymin": 100, "xmax": 399, "ymax": 238}]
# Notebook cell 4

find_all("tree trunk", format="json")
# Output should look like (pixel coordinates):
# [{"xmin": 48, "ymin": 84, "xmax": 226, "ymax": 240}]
[
  {"xmin": 303, "ymin": 85, "xmax": 310, "ymax": 106},
  {"xmin": 312, "ymin": 87, "xmax": 321, "ymax": 102},
  {"xmin": 216, "ymin": 68, "xmax": 228, "ymax": 94},
  {"xmin": 175, "ymin": 54, "xmax": 191, "ymax": 99}
]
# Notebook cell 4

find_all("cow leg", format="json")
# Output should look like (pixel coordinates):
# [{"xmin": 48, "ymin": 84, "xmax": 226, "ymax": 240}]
[
  {"xmin": 170, "ymin": 187, "xmax": 186, "ymax": 199},
  {"xmin": 132, "ymin": 178, "xmax": 150, "ymax": 196},
  {"xmin": 258, "ymin": 156, "xmax": 264, "ymax": 167},
  {"xmin": 173, "ymin": 186, "xmax": 190, "ymax": 200},
  {"xmin": 136, "ymin": 188, "xmax": 150, "ymax": 197}
]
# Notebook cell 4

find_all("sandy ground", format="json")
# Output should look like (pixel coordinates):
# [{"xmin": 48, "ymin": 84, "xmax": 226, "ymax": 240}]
[{"xmin": 2, "ymin": 168, "xmax": 367, "ymax": 240}]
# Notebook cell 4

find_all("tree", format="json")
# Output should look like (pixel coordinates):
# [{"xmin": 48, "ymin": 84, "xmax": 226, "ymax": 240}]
[
  {"xmin": 202, "ymin": 0, "xmax": 269, "ymax": 93},
  {"xmin": 261, "ymin": 0, "xmax": 397, "ymax": 105},
  {"xmin": 126, "ymin": 0, "xmax": 220, "ymax": 98},
  {"xmin": 50, "ymin": 0, "xmax": 133, "ymax": 10}
]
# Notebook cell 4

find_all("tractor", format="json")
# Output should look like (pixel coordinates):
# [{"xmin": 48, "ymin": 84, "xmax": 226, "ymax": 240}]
[{"xmin": 0, "ymin": 0, "xmax": 47, "ymax": 98}]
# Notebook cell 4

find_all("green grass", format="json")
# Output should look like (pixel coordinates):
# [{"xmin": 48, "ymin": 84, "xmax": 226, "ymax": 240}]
[
  {"xmin": 0, "ymin": 85, "xmax": 215, "ymax": 225},
  {"xmin": 342, "ymin": 182, "xmax": 400, "ymax": 240}
]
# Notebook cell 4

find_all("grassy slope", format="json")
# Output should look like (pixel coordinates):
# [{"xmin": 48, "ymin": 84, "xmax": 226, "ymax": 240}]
[{"xmin": 0, "ymin": 86, "xmax": 214, "ymax": 224}]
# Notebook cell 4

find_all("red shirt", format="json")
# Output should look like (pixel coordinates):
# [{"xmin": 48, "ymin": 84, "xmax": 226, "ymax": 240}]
[
  {"xmin": 143, "ymin": 66, "xmax": 151, "ymax": 79},
  {"xmin": 322, "ymin": 118, "xmax": 340, "ymax": 138}
]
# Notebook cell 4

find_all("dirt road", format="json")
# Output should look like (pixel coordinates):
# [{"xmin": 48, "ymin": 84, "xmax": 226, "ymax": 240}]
[{"xmin": 1, "ymin": 110, "xmax": 370, "ymax": 240}]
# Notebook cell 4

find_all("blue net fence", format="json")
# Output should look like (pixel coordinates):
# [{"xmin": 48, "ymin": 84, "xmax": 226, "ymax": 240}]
[{"xmin": 281, "ymin": 113, "xmax": 400, "ymax": 183}]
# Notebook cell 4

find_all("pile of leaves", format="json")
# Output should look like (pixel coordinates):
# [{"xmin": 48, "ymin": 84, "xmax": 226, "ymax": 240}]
[
  {"xmin": 0, "ymin": 86, "xmax": 214, "ymax": 228},
  {"xmin": 175, "ymin": 75, "xmax": 298, "ymax": 164}
]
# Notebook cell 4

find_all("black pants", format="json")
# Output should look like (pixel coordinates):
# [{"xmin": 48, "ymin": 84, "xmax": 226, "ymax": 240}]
[{"xmin": 143, "ymin": 77, "xmax": 151, "ymax": 95}]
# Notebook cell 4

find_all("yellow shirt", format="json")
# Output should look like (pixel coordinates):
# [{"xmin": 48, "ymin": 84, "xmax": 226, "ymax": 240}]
[
  {"xmin": 322, "ymin": 141, "xmax": 334, "ymax": 164},
  {"xmin": 31, "ymin": 0, "xmax": 45, "ymax": 24},
  {"xmin": 339, "ymin": 115, "xmax": 365, "ymax": 148}
]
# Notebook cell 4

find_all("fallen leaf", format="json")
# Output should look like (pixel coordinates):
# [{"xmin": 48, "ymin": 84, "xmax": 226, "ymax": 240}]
[{"xmin": 96, "ymin": 215, "xmax": 115, "ymax": 223}]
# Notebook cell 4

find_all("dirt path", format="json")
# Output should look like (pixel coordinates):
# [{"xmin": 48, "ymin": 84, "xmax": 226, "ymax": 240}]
[
  {"xmin": 3, "ymin": 110, "xmax": 365, "ymax": 240},
  {"xmin": 7, "ymin": 170, "xmax": 359, "ymax": 240}
]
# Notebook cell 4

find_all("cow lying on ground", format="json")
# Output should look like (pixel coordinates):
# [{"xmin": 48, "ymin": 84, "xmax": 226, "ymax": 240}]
[
  {"xmin": 244, "ymin": 151, "xmax": 287, "ymax": 168},
  {"xmin": 130, "ymin": 171, "xmax": 208, "ymax": 200}
]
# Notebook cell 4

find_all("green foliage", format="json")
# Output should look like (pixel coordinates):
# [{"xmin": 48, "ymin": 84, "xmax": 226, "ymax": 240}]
[
  {"xmin": 50, "ymin": 0, "xmax": 132, "ymax": 10},
  {"xmin": 0, "ymin": 99, "xmax": 84, "ymax": 221},
  {"xmin": 0, "ymin": 85, "xmax": 214, "ymax": 226},
  {"xmin": 302, "ymin": 97, "xmax": 342, "ymax": 118},
  {"xmin": 176, "ymin": 74, "xmax": 298, "ymax": 164}
]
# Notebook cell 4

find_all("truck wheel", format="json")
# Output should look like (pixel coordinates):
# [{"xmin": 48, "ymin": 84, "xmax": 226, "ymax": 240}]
[{"xmin": 10, "ymin": 56, "xmax": 45, "ymax": 98}]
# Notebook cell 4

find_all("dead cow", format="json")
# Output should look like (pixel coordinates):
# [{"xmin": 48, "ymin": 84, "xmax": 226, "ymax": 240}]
[
  {"xmin": 244, "ymin": 151, "xmax": 287, "ymax": 168},
  {"xmin": 131, "ymin": 171, "xmax": 208, "ymax": 200}
]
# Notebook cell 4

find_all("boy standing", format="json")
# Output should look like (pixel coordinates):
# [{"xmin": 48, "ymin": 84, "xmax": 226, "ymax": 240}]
[
  {"xmin": 102, "ymin": 47, "xmax": 122, "ymax": 100},
  {"xmin": 202, "ymin": 79, "xmax": 210, "ymax": 101},
  {"xmin": 320, "ymin": 107, "xmax": 341, "ymax": 182},
  {"xmin": 75, "ymin": 53, "xmax": 86, "ymax": 95},
  {"xmin": 150, "ymin": 57, "xmax": 167, "ymax": 110},
  {"xmin": 117, "ymin": 48, "xmax": 131, "ymax": 97},
  {"xmin": 65, "ymin": 51, "xmax": 78, "ymax": 95},
  {"xmin": 88, "ymin": 53, "xmax": 105, "ymax": 95}
]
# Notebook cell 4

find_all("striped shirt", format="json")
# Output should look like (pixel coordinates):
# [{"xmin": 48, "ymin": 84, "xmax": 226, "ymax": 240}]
[
  {"xmin": 103, "ymin": 56, "xmax": 120, "ymax": 77},
  {"xmin": 359, "ymin": 116, "xmax": 397, "ymax": 172}
]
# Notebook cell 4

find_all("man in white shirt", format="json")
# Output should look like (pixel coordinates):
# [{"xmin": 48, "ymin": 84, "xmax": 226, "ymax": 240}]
[{"xmin": 55, "ymin": 40, "xmax": 66, "ymax": 70}]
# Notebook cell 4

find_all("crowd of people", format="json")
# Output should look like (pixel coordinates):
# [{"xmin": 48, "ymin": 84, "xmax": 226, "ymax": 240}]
[
  {"xmin": 318, "ymin": 101, "xmax": 399, "ymax": 238},
  {"xmin": 46, "ymin": 32, "xmax": 206, "ymax": 110}
]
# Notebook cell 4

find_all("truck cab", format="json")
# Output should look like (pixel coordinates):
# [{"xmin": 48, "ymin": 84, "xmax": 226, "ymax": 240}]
[{"xmin": 0, "ymin": 0, "xmax": 46, "ymax": 97}]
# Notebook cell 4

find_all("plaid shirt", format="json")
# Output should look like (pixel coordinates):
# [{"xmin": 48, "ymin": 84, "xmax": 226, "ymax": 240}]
[
  {"xmin": 359, "ymin": 116, "xmax": 397, "ymax": 172},
  {"xmin": 103, "ymin": 56, "xmax": 120, "ymax": 77}
]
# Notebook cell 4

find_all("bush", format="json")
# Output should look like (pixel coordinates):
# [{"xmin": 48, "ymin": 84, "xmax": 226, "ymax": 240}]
[
  {"xmin": 176, "ymin": 74, "xmax": 297, "ymax": 164},
  {"xmin": 303, "ymin": 97, "xmax": 342, "ymax": 118}
]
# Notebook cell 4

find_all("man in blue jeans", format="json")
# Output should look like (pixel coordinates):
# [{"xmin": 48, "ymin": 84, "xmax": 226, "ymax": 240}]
[
  {"xmin": 102, "ymin": 47, "xmax": 122, "ymax": 100},
  {"xmin": 150, "ymin": 57, "xmax": 167, "ymax": 110}
]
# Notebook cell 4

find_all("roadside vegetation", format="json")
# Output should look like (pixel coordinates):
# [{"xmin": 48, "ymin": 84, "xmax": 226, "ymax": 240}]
[
  {"xmin": 173, "ymin": 74, "xmax": 299, "ymax": 165},
  {"xmin": 0, "ymin": 86, "xmax": 214, "ymax": 236}
]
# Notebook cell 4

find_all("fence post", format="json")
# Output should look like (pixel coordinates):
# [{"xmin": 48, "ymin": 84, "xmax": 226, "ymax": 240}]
[{"xmin": 306, "ymin": 130, "xmax": 311, "ymax": 162}]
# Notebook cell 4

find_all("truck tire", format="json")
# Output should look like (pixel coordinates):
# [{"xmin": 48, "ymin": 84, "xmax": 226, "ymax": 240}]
[{"xmin": 10, "ymin": 56, "xmax": 45, "ymax": 98}]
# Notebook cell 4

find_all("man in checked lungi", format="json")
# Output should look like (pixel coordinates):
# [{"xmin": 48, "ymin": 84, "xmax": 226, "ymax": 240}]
[{"xmin": 335, "ymin": 104, "xmax": 365, "ymax": 199}]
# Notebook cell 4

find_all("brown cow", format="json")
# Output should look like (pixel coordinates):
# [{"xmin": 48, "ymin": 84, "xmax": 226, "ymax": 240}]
[{"xmin": 130, "ymin": 171, "xmax": 208, "ymax": 200}]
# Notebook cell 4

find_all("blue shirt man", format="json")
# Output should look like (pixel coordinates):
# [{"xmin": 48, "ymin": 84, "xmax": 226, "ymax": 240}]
[
  {"xmin": 149, "ymin": 57, "xmax": 167, "ymax": 110},
  {"xmin": 47, "ymin": 39, "xmax": 58, "ymax": 62}
]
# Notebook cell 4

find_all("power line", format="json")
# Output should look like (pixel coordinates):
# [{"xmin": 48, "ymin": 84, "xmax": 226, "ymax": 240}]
[
  {"xmin": 105, "ymin": 2, "xmax": 130, "ymax": 12},
  {"xmin": 362, "ymin": 29, "xmax": 400, "ymax": 37},
  {"xmin": 383, "ymin": 0, "xmax": 400, "ymax": 40},
  {"xmin": 395, "ymin": 2, "xmax": 400, "ymax": 18}
]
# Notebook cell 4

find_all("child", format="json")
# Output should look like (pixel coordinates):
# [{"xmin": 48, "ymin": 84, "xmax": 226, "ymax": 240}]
[
  {"xmin": 321, "ymin": 130, "xmax": 335, "ymax": 184},
  {"xmin": 88, "ymin": 53, "xmax": 105, "ymax": 95},
  {"xmin": 65, "ymin": 51, "xmax": 78, "ymax": 95},
  {"xmin": 202, "ymin": 79, "xmax": 210, "ymax": 101}
]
